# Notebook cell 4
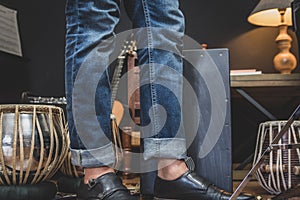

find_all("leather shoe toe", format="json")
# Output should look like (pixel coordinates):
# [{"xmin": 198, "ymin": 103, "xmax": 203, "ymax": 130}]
[{"xmin": 154, "ymin": 170, "xmax": 255, "ymax": 200}]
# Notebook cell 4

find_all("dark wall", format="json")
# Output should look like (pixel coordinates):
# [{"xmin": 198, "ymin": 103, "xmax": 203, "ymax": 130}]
[
  {"xmin": 1, "ymin": 0, "xmax": 67, "ymax": 102},
  {"xmin": 1, "ymin": 0, "xmax": 298, "ymax": 102}
]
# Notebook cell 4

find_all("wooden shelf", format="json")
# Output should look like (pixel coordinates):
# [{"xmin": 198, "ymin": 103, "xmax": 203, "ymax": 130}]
[{"xmin": 230, "ymin": 73, "xmax": 300, "ymax": 88}]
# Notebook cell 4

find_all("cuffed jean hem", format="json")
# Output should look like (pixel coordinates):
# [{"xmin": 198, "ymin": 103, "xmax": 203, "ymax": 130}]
[
  {"xmin": 70, "ymin": 143, "xmax": 115, "ymax": 168},
  {"xmin": 143, "ymin": 138, "xmax": 187, "ymax": 160}
]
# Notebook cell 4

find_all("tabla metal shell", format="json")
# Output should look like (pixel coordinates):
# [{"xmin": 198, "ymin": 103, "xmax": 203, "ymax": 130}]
[
  {"xmin": 253, "ymin": 120, "xmax": 300, "ymax": 194},
  {"xmin": 0, "ymin": 104, "xmax": 69, "ymax": 185}
]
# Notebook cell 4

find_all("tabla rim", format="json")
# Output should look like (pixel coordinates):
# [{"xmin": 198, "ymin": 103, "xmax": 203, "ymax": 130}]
[
  {"xmin": 259, "ymin": 120, "xmax": 300, "ymax": 126},
  {"xmin": 0, "ymin": 104, "xmax": 63, "ymax": 114}
]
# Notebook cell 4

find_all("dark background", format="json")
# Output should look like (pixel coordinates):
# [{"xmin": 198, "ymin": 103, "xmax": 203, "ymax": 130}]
[{"xmin": 0, "ymin": 0, "xmax": 299, "ymax": 163}]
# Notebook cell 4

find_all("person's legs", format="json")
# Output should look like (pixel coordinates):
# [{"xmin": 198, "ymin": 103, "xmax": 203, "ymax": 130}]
[
  {"xmin": 65, "ymin": 0, "xmax": 254, "ymax": 198},
  {"xmin": 65, "ymin": 0, "xmax": 137, "ymax": 199}
]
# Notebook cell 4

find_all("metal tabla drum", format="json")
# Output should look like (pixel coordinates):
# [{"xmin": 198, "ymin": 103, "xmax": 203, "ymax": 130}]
[
  {"xmin": 253, "ymin": 120, "xmax": 300, "ymax": 194},
  {"xmin": 0, "ymin": 104, "xmax": 69, "ymax": 185},
  {"xmin": 59, "ymin": 154, "xmax": 84, "ymax": 178},
  {"xmin": 59, "ymin": 129, "xmax": 84, "ymax": 178}
]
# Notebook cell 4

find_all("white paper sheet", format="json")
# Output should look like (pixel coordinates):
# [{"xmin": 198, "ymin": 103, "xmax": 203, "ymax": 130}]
[{"xmin": 0, "ymin": 4, "xmax": 22, "ymax": 57}]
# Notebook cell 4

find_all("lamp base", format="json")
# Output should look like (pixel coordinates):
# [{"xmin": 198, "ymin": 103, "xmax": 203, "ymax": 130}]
[{"xmin": 273, "ymin": 24, "xmax": 297, "ymax": 74}]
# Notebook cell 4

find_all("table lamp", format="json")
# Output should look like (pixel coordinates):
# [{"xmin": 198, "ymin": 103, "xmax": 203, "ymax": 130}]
[{"xmin": 248, "ymin": 0, "xmax": 297, "ymax": 74}]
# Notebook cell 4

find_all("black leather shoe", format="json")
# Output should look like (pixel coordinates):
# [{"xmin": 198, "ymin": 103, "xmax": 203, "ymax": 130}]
[
  {"xmin": 77, "ymin": 172, "xmax": 138, "ymax": 200},
  {"xmin": 154, "ymin": 170, "xmax": 255, "ymax": 200}
]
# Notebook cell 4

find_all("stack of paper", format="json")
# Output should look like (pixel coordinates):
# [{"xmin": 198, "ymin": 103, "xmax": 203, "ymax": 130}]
[{"xmin": 230, "ymin": 69, "xmax": 262, "ymax": 76}]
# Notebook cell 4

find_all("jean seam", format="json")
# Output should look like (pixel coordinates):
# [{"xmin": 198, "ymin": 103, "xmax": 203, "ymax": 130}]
[
  {"xmin": 70, "ymin": 0, "xmax": 80, "ymax": 89},
  {"xmin": 141, "ymin": 0, "xmax": 159, "ymax": 148}
]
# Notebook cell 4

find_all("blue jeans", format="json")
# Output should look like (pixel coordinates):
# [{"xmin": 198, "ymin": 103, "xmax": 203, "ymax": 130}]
[{"xmin": 65, "ymin": 0, "xmax": 186, "ymax": 168}]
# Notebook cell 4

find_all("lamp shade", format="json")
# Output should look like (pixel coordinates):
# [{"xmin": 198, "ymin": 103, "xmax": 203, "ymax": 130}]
[{"xmin": 248, "ymin": 0, "xmax": 293, "ymax": 26}]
